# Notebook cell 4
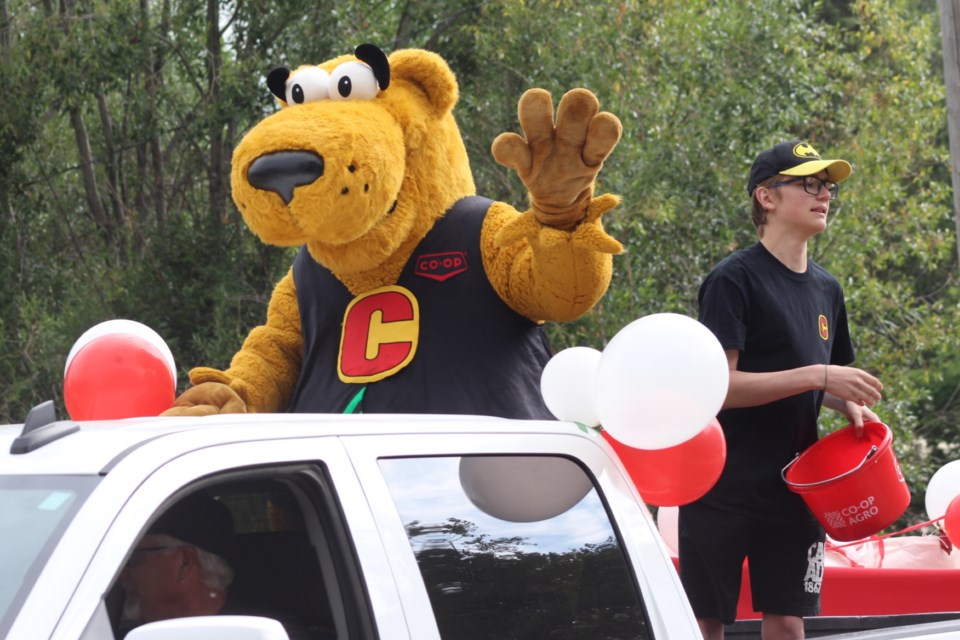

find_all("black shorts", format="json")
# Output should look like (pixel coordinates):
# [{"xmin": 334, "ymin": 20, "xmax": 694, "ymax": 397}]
[{"xmin": 677, "ymin": 502, "xmax": 825, "ymax": 625}]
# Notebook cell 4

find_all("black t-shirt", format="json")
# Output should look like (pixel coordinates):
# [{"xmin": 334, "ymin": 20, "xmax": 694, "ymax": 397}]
[{"xmin": 696, "ymin": 242, "xmax": 855, "ymax": 523}]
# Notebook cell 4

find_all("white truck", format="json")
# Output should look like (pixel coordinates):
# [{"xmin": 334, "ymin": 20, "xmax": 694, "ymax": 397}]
[{"xmin": 3, "ymin": 402, "xmax": 959, "ymax": 640}]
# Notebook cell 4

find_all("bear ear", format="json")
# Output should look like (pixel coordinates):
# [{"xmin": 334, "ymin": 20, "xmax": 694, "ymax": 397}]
[
  {"xmin": 355, "ymin": 44, "xmax": 390, "ymax": 91},
  {"xmin": 267, "ymin": 66, "xmax": 290, "ymax": 103},
  {"xmin": 387, "ymin": 49, "xmax": 458, "ymax": 115}
]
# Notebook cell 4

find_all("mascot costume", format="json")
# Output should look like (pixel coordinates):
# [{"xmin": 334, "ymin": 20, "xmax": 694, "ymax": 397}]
[{"xmin": 164, "ymin": 44, "xmax": 623, "ymax": 419}]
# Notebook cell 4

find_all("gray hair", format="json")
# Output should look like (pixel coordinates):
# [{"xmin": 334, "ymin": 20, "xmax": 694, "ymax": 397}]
[{"xmin": 150, "ymin": 533, "xmax": 235, "ymax": 590}]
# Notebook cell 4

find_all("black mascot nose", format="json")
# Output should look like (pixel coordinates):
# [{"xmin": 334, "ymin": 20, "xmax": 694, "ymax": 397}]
[{"xmin": 247, "ymin": 151, "xmax": 325, "ymax": 204}]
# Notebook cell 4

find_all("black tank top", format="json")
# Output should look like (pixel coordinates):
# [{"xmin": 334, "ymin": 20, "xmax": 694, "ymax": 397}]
[{"xmin": 288, "ymin": 196, "xmax": 554, "ymax": 418}]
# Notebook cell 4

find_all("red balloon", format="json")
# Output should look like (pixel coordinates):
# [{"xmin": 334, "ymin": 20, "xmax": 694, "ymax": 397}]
[
  {"xmin": 943, "ymin": 495, "xmax": 960, "ymax": 545},
  {"xmin": 603, "ymin": 418, "xmax": 726, "ymax": 506},
  {"xmin": 64, "ymin": 333, "xmax": 176, "ymax": 420}
]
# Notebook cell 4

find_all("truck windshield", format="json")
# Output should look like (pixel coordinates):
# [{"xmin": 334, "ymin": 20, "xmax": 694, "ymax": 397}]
[{"xmin": 0, "ymin": 475, "xmax": 98, "ymax": 637}]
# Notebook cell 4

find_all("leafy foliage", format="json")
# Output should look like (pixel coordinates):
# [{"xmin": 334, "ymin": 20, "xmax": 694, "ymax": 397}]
[{"xmin": 1, "ymin": 0, "xmax": 957, "ymax": 527}]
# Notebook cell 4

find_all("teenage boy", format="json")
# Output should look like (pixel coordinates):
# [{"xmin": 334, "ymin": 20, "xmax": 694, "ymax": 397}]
[{"xmin": 680, "ymin": 140, "xmax": 883, "ymax": 640}]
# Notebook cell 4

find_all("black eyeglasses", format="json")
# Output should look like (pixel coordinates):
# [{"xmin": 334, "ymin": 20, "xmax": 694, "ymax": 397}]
[{"xmin": 770, "ymin": 175, "xmax": 839, "ymax": 201}]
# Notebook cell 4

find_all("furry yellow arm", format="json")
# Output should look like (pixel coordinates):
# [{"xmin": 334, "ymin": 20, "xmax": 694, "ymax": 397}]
[
  {"xmin": 482, "ymin": 194, "xmax": 623, "ymax": 323},
  {"xmin": 188, "ymin": 269, "xmax": 303, "ymax": 413}
]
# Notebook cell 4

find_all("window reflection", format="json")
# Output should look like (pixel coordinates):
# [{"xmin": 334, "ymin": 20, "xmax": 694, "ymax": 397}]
[
  {"xmin": 0, "ymin": 476, "xmax": 97, "ymax": 639},
  {"xmin": 380, "ymin": 456, "xmax": 650, "ymax": 640}
]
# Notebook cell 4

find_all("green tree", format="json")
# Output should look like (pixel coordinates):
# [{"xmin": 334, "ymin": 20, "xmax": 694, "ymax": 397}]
[{"xmin": 1, "ymin": 0, "xmax": 956, "ymax": 528}]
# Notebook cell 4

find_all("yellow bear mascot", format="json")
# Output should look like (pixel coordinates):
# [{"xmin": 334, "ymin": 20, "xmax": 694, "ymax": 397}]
[{"xmin": 165, "ymin": 44, "xmax": 622, "ymax": 418}]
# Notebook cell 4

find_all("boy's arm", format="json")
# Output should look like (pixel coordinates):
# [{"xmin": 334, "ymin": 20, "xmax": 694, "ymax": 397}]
[
  {"xmin": 721, "ymin": 350, "xmax": 824, "ymax": 408},
  {"xmin": 722, "ymin": 350, "xmax": 883, "ymax": 431}
]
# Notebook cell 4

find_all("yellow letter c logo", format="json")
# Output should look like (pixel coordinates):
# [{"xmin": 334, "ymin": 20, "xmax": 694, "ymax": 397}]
[{"xmin": 338, "ymin": 286, "xmax": 420, "ymax": 383}]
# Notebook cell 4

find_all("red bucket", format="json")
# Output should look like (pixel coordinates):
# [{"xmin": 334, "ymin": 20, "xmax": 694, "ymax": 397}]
[{"xmin": 782, "ymin": 421, "xmax": 910, "ymax": 541}]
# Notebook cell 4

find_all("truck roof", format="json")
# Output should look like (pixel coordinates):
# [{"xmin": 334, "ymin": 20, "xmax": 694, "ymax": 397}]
[{"xmin": 0, "ymin": 409, "xmax": 589, "ymax": 475}]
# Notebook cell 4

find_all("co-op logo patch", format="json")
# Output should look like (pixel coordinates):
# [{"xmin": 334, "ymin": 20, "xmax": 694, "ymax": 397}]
[
  {"xmin": 415, "ymin": 251, "xmax": 468, "ymax": 282},
  {"xmin": 823, "ymin": 495, "xmax": 880, "ymax": 530}
]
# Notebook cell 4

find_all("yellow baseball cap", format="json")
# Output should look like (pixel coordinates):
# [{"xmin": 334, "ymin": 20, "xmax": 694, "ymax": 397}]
[{"xmin": 748, "ymin": 140, "xmax": 852, "ymax": 196}]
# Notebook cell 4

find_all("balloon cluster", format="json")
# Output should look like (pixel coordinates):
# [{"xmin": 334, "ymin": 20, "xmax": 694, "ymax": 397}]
[
  {"xmin": 540, "ymin": 313, "xmax": 730, "ymax": 507},
  {"xmin": 602, "ymin": 419, "xmax": 726, "ymax": 507},
  {"xmin": 64, "ymin": 320, "xmax": 176, "ymax": 421},
  {"xmin": 925, "ymin": 460, "xmax": 960, "ymax": 544}
]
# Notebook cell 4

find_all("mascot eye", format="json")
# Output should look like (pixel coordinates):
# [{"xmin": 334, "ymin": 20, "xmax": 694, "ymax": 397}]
[
  {"xmin": 285, "ymin": 67, "xmax": 330, "ymax": 105},
  {"xmin": 329, "ymin": 61, "xmax": 380, "ymax": 100}
]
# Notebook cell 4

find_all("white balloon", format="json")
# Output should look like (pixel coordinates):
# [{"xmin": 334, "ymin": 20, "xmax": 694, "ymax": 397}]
[
  {"xmin": 595, "ymin": 313, "xmax": 728, "ymax": 450},
  {"xmin": 657, "ymin": 506, "xmax": 679, "ymax": 556},
  {"xmin": 459, "ymin": 456, "xmax": 593, "ymax": 523},
  {"xmin": 66, "ymin": 319, "xmax": 176, "ymax": 382},
  {"xmin": 540, "ymin": 347, "xmax": 602, "ymax": 426},
  {"xmin": 925, "ymin": 460, "xmax": 960, "ymax": 521}
]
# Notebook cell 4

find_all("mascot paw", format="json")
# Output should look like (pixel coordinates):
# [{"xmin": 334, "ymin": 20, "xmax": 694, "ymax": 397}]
[
  {"xmin": 160, "ymin": 381, "xmax": 247, "ymax": 416},
  {"xmin": 491, "ymin": 88, "xmax": 622, "ymax": 230},
  {"xmin": 496, "ymin": 194, "xmax": 624, "ymax": 254}
]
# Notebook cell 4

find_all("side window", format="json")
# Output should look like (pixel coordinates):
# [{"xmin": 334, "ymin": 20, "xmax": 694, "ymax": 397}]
[
  {"xmin": 380, "ymin": 455, "xmax": 651, "ymax": 640},
  {"xmin": 105, "ymin": 466, "xmax": 363, "ymax": 640}
]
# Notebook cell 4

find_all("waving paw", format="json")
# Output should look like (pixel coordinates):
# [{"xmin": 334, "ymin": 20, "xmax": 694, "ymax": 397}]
[{"xmin": 492, "ymin": 88, "xmax": 622, "ymax": 230}]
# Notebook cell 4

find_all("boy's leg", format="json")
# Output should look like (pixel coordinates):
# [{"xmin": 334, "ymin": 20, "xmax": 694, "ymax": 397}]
[
  {"xmin": 698, "ymin": 617, "xmax": 725, "ymax": 640},
  {"xmin": 749, "ymin": 517, "xmax": 825, "ymax": 640},
  {"xmin": 760, "ymin": 613, "xmax": 804, "ymax": 640},
  {"xmin": 679, "ymin": 502, "xmax": 750, "ymax": 636}
]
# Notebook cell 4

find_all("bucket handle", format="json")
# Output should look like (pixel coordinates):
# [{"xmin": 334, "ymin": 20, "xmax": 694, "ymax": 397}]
[{"xmin": 781, "ymin": 445, "xmax": 879, "ymax": 488}]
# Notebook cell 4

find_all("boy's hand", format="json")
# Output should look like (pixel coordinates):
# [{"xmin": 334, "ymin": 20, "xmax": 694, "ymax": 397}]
[
  {"xmin": 824, "ymin": 365, "xmax": 883, "ymax": 407},
  {"xmin": 844, "ymin": 402, "xmax": 880, "ymax": 437}
]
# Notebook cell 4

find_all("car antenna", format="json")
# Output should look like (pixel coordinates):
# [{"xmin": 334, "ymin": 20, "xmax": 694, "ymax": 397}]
[{"xmin": 10, "ymin": 401, "xmax": 80, "ymax": 455}]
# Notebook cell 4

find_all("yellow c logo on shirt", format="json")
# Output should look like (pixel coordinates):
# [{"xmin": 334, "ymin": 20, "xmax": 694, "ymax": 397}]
[
  {"xmin": 338, "ymin": 286, "xmax": 419, "ymax": 383},
  {"xmin": 818, "ymin": 314, "xmax": 829, "ymax": 341}
]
